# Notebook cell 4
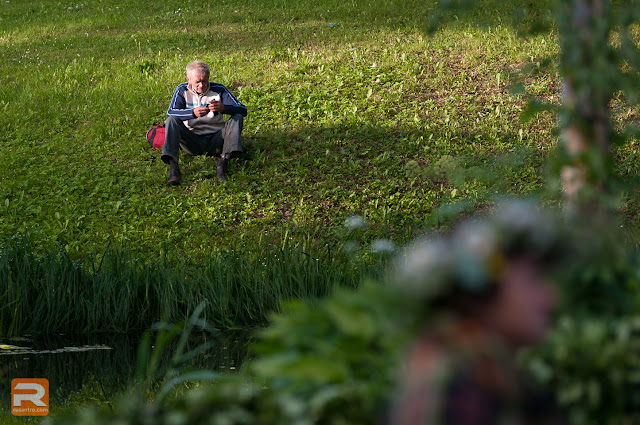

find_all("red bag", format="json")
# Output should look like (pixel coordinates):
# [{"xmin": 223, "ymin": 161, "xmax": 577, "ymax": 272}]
[{"xmin": 146, "ymin": 124, "xmax": 165, "ymax": 149}]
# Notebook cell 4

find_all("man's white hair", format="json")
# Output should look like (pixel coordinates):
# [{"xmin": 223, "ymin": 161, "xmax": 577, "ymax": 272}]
[{"xmin": 186, "ymin": 60, "xmax": 210, "ymax": 77}]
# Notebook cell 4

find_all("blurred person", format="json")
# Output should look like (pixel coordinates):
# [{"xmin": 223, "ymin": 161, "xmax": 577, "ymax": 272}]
[
  {"xmin": 162, "ymin": 60, "xmax": 247, "ymax": 185},
  {"xmin": 388, "ymin": 201, "xmax": 567, "ymax": 425}
]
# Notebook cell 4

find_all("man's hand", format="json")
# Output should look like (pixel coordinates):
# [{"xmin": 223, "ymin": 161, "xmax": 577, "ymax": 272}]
[
  {"xmin": 208, "ymin": 100, "xmax": 225, "ymax": 114},
  {"xmin": 194, "ymin": 106, "xmax": 210, "ymax": 118}
]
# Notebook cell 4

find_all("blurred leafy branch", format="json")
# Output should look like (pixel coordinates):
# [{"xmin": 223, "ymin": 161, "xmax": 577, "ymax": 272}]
[{"xmin": 433, "ymin": 0, "xmax": 640, "ymax": 215}]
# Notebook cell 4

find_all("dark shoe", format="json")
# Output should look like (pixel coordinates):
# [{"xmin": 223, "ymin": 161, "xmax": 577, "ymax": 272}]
[
  {"xmin": 216, "ymin": 157, "xmax": 229, "ymax": 182},
  {"xmin": 168, "ymin": 159, "xmax": 181, "ymax": 185}
]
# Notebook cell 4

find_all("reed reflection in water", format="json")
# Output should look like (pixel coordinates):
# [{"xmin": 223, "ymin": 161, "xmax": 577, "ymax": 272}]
[{"xmin": 0, "ymin": 330, "xmax": 251, "ymax": 407}]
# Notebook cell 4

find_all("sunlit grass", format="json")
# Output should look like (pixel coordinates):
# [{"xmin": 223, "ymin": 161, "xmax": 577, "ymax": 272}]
[{"xmin": 0, "ymin": 0, "xmax": 570, "ymax": 264}]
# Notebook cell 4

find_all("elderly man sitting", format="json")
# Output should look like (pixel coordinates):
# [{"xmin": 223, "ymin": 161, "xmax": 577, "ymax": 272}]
[{"xmin": 161, "ymin": 60, "xmax": 247, "ymax": 185}]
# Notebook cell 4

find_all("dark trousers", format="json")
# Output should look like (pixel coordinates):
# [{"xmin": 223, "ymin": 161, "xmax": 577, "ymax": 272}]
[{"xmin": 161, "ymin": 114, "xmax": 243, "ymax": 164}]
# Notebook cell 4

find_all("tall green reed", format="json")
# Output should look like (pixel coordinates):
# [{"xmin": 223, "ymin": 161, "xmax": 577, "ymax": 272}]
[{"xmin": 0, "ymin": 234, "xmax": 386, "ymax": 337}]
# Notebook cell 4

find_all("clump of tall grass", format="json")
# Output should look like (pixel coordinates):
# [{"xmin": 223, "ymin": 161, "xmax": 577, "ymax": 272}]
[{"xmin": 0, "ymin": 234, "xmax": 387, "ymax": 337}]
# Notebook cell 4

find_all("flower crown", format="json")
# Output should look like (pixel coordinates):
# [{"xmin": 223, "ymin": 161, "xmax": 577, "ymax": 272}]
[{"xmin": 393, "ymin": 200, "xmax": 562, "ymax": 301}]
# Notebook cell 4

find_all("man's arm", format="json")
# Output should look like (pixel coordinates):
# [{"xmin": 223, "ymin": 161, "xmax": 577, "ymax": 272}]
[
  {"xmin": 167, "ymin": 83, "xmax": 197, "ymax": 120},
  {"xmin": 212, "ymin": 83, "xmax": 248, "ymax": 117}
]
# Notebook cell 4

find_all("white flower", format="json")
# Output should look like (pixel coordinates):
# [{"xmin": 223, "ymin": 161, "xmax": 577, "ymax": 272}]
[
  {"xmin": 344, "ymin": 215, "xmax": 367, "ymax": 230},
  {"xmin": 454, "ymin": 220, "xmax": 498, "ymax": 261},
  {"xmin": 370, "ymin": 239, "xmax": 397, "ymax": 254},
  {"xmin": 393, "ymin": 238, "xmax": 451, "ymax": 296},
  {"xmin": 493, "ymin": 200, "xmax": 556, "ymax": 251}
]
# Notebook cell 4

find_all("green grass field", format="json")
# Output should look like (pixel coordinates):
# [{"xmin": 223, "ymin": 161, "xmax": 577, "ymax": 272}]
[
  {"xmin": 5, "ymin": 2, "xmax": 640, "ymax": 422},
  {"xmin": 0, "ymin": 0, "xmax": 596, "ymax": 264}
]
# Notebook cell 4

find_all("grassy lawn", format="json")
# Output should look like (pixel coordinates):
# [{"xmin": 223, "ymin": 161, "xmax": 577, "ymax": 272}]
[
  {"xmin": 0, "ymin": 0, "xmax": 579, "ymax": 263},
  {"xmin": 5, "ymin": 3, "xmax": 640, "ymax": 422}
]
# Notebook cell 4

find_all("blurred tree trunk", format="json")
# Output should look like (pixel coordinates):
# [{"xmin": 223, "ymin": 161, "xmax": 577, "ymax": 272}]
[{"xmin": 558, "ymin": 0, "xmax": 612, "ymax": 217}]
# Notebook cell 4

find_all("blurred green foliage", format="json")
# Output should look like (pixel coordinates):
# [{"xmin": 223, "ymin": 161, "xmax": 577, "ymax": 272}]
[
  {"xmin": 247, "ymin": 281, "xmax": 412, "ymax": 425},
  {"xmin": 524, "ymin": 314, "xmax": 640, "ymax": 425},
  {"xmin": 37, "ymin": 213, "xmax": 640, "ymax": 425},
  {"xmin": 521, "ymin": 218, "xmax": 640, "ymax": 425},
  {"xmin": 44, "ymin": 281, "xmax": 415, "ymax": 425}
]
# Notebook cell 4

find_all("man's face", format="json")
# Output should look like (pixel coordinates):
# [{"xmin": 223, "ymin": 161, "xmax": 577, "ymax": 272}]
[
  {"xmin": 188, "ymin": 72, "xmax": 209, "ymax": 95},
  {"xmin": 484, "ymin": 257, "xmax": 558, "ymax": 347}
]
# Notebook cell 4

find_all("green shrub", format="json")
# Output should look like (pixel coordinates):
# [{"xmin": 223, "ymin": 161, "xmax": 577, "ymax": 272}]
[{"xmin": 525, "ymin": 315, "xmax": 640, "ymax": 425}]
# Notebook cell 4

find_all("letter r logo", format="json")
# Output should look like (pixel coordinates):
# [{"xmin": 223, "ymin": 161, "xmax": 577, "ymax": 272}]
[
  {"xmin": 13, "ymin": 383, "xmax": 46, "ymax": 406},
  {"xmin": 11, "ymin": 379, "xmax": 49, "ymax": 416}
]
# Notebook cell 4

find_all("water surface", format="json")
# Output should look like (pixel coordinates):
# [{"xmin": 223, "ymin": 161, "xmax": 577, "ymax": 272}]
[{"xmin": 1, "ymin": 331, "xmax": 251, "ymax": 410}]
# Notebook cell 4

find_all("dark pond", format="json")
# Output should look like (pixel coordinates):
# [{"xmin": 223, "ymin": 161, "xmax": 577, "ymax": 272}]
[{"xmin": 1, "ymin": 331, "xmax": 252, "ymax": 413}]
